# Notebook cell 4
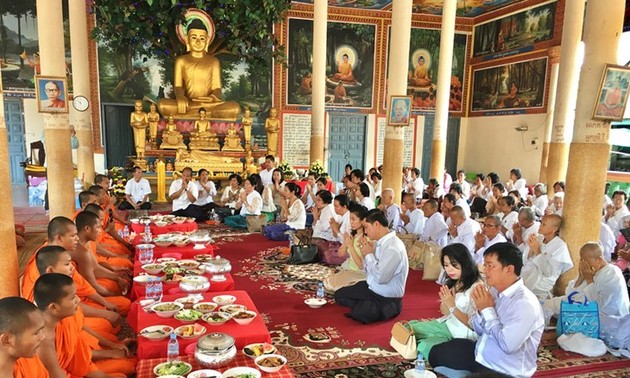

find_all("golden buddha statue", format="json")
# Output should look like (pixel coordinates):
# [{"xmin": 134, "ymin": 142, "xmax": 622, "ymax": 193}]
[
  {"xmin": 241, "ymin": 107, "xmax": 253, "ymax": 147},
  {"xmin": 222, "ymin": 123, "xmax": 244, "ymax": 151},
  {"xmin": 157, "ymin": 19, "xmax": 240, "ymax": 120},
  {"xmin": 189, "ymin": 107, "xmax": 220, "ymax": 150},
  {"xmin": 147, "ymin": 103, "xmax": 160, "ymax": 147},
  {"xmin": 245, "ymin": 148, "xmax": 258, "ymax": 175},
  {"xmin": 130, "ymin": 100, "xmax": 148, "ymax": 158},
  {"xmin": 160, "ymin": 115, "xmax": 186, "ymax": 150},
  {"xmin": 265, "ymin": 107, "xmax": 280, "ymax": 157}
]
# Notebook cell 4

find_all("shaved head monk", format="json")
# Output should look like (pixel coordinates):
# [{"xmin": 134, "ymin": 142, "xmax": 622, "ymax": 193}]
[
  {"xmin": 0, "ymin": 297, "xmax": 48, "ymax": 378},
  {"xmin": 83, "ymin": 203, "xmax": 133, "ymax": 271}
]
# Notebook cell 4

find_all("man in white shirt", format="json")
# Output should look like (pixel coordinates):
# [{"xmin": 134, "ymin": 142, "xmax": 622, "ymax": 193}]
[
  {"xmin": 511, "ymin": 207, "xmax": 540, "ymax": 257},
  {"xmin": 604, "ymin": 190, "xmax": 630, "ymax": 237},
  {"xmin": 522, "ymin": 214, "xmax": 573, "ymax": 299},
  {"xmin": 421, "ymin": 199, "xmax": 448, "ymax": 247},
  {"xmin": 378, "ymin": 188, "xmax": 402, "ymax": 230},
  {"xmin": 429, "ymin": 242, "xmax": 544, "ymax": 377},
  {"xmin": 169, "ymin": 167, "xmax": 204, "ymax": 221},
  {"xmin": 334, "ymin": 209, "xmax": 409, "ymax": 324},
  {"xmin": 473, "ymin": 215, "xmax": 507, "ymax": 265},
  {"xmin": 259, "ymin": 155, "xmax": 275, "ymax": 187},
  {"xmin": 119, "ymin": 166, "xmax": 151, "ymax": 210},
  {"xmin": 311, "ymin": 190, "xmax": 337, "ymax": 241},
  {"xmin": 400, "ymin": 193, "xmax": 424, "ymax": 238},
  {"xmin": 194, "ymin": 168, "xmax": 217, "ymax": 214},
  {"xmin": 447, "ymin": 206, "xmax": 481, "ymax": 256}
]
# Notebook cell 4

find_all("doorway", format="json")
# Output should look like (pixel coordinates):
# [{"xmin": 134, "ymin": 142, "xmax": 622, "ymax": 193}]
[
  {"xmin": 421, "ymin": 115, "xmax": 461, "ymax": 182},
  {"xmin": 102, "ymin": 103, "xmax": 135, "ymax": 168},
  {"xmin": 5, "ymin": 99, "xmax": 26, "ymax": 184},
  {"xmin": 327, "ymin": 113, "xmax": 367, "ymax": 182}
]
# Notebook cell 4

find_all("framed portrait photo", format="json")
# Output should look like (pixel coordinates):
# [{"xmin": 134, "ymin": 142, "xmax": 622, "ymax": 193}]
[
  {"xmin": 388, "ymin": 95, "xmax": 412, "ymax": 126},
  {"xmin": 592, "ymin": 64, "xmax": 630, "ymax": 121},
  {"xmin": 35, "ymin": 76, "xmax": 69, "ymax": 114}
]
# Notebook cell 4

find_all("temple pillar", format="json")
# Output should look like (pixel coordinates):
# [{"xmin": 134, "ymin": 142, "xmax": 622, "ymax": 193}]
[
  {"xmin": 429, "ymin": 0, "xmax": 456, "ymax": 181},
  {"xmin": 69, "ymin": 0, "xmax": 95, "ymax": 187},
  {"xmin": 37, "ymin": 0, "xmax": 75, "ymax": 218},
  {"xmin": 0, "ymin": 70, "xmax": 20, "ymax": 296},
  {"xmin": 545, "ymin": 0, "xmax": 585, "ymax": 194},
  {"xmin": 310, "ymin": 0, "xmax": 327, "ymax": 165},
  {"xmin": 382, "ymin": 0, "xmax": 412, "ymax": 204},
  {"xmin": 539, "ymin": 48, "xmax": 560, "ymax": 183},
  {"xmin": 557, "ymin": 0, "xmax": 624, "ymax": 294}
]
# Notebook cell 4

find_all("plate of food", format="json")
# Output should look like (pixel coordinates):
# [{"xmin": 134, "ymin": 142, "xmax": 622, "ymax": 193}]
[
  {"xmin": 201, "ymin": 311, "xmax": 232, "ymax": 326},
  {"xmin": 139, "ymin": 325, "xmax": 173, "ymax": 340},
  {"xmin": 151, "ymin": 302, "xmax": 184, "ymax": 318},
  {"xmin": 133, "ymin": 275, "xmax": 157, "ymax": 285},
  {"xmin": 242, "ymin": 343, "xmax": 276, "ymax": 358},
  {"xmin": 232, "ymin": 310, "xmax": 257, "ymax": 325},
  {"xmin": 153, "ymin": 361, "xmax": 193, "ymax": 377},
  {"xmin": 175, "ymin": 296, "xmax": 201, "ymax": 308},
  {"xmin": 193, "ymin": 302, "xmax": 218, "ymax": 313},
  {"xmin": 186, "ymin": 369, "xmax": 223, "ymax": 378},
  {"xmin": 174, "ymin": 309, "xmax": 204, "ymax": 323},
  {"xmin": 212, "ymin": 295, "xmax": 236, "ymax": 305},
  {"xmin": 194, "ymin": 254, "xmax": 214, "ymax": 263},
  {"xmin": 254, "ymin": 354, "xmax": 287, "ymax": 373},
  {"xmin": 174, "ymin": 323, "xmax": 206, "ymax": 339},
  {"xmin": 222, "ymin": 367, "xmax": 261, "ymax": 378},
  {"xmin": 178, "ymin": 260, "xmax": 201, "ymax": 269},
  {"xmin": 157, "ymin": 257, "xmax": 177, "ymax": 263},
  {"xmin": 219, "ymin": 304, "xmax": 247, "ymax": 315},
  {"xmin": 303, "ymin": 332, "xmax": 331, "ymax": 343}
]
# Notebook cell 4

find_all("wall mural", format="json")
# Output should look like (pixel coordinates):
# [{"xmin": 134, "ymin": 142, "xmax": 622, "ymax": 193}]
[
  {"xmin": 473, "ymin": 1, "xmax": 556, "ymax": 60},
  {"xmin": 406, "ymin": 28, "xmax": 467, "ymax": 112},
  {"xmin": 412, "ymin": 0, "xmax": 522, "ymax": 17},
  {"xmin": 470, "ymin": 56, "xmax": 548, "ymax": 113},
  {"xmin": 287, "ymin": 18, "xmax": 376, "ymax": 109},
  {"xmin": 292, "ymin": 0, "xmax": 392, "ymax": 10}
]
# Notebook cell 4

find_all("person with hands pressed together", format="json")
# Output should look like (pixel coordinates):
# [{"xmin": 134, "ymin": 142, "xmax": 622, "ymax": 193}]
[
  {"xmin": 330, "ymin": 194, "xmax": 351, "ymax": 243},
  {"xmin": 429, "ymin": 242, "xmax": 544, "ymax": 377},
  {"xmin": 604, "ymin": 190, "xmax": 630, "ymax": 237},
  {"xmin": 421, "ymin": 199, "xmax": 449, "ymax": 247},
  {"xmin": 193, "ymin": 168, "xmax": 217, "ymax": 215},
  {"xmin": 119, "ymin": 166, "xmax": 151, "ymax": 210},
  {"xmin": 89, "ymin": 186, "xmax": 133, "ymax": 254},
  {"xmin": 169, "ymin": 166, "xmax": 205, "ymax": 221},
  {"xmin": 447, "ymin": 206, "xmax": 481, "ymax": 256},
  {"xmin": 472, "ymin": 215, "xmax": 506, "ymax": 265},
  {"xmin": 511, "ymin": 207, "xmax": 540, "ymax": 256},
  {"xmin": 224, "ymin": 175, "xmax": 263, "ymax": 229}
]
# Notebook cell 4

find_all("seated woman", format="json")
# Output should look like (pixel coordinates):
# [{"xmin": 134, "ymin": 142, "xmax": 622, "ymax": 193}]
[
  {"xmin": 355, "ymin": 182, "xmax": 375, "ymax": 210},
  {"xmin": 330, "ymin": 194, "xmax": 352, "ymax": 243},
  {"xmin": 409, "ymin": 243, "xmax": 482, "ymax": 360},
  {"xmin": 224, "ymin": 175, "xmax": 263, "ymax": 229},
  {"xmin": 485, "ymin": 182, "xmax": 506, "ymax": 216},
  {"xmin": 262, "ymin": 168, "xmax": 285, "ymax": 215},
  {"xmin": 324, "ymin": 204, "xmax": 368, "ymax": 292},
  {"xmin": 220, "ymin": 174, "xmax": 243, "ymax": 208},
  {"xmin": 279, "ymin": 182, "xmax": 306, "ymax": 230}
]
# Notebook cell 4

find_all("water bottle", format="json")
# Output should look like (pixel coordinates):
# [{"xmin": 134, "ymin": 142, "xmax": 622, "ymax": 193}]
[
  {"xmin": 154, "ymin": 278, "xmax": 163, "ymax": 301},
  {"xmin": 144, "ymin": 224, "xmax": 152, "ymax": 243},
  {"xmin": 146, "ymin": 278, "xmax": 155, "ymax": 300},
  {"xmin": 122, "ymin": 225, "xmax": 130, "ymax": 240},
  {"xmin": 414, "ymin": 352, "xmax": 425, "ymax": 371},
  {"xmin": 316, "ymin": 282, "xmax": 325, "ymax": 299},
  {"xmin": 167, "ymin": 333, "xmax": 179, "ymax": 362}
]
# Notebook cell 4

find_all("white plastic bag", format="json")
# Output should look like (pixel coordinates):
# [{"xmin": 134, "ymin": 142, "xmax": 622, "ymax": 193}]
[{"xmin": 557, "ymin": 333, "xmax": 607, "ymax": 357}]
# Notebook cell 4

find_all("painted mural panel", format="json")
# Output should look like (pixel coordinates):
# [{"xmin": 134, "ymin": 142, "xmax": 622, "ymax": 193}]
[
  {"xmin": 412, "ymin": 0, "xmax": 521, "ymax": 17},
  {"xmin": 287, "ymin": 18, "xmax": 376, "ymax": 109},
  {"xmin": 473, "ymin": 1, "xmax": 556, "ymax": 60},
  {"xmin": 407, "ymin": 28, "xmax": 467, "ymax": 112},
  {"xmin": 292, "ymin": 0, "xmax": 392, "ymax": 10},
  {"xmin": 470, "ymin": 56, "xmax": 548, "ymax": 113}
]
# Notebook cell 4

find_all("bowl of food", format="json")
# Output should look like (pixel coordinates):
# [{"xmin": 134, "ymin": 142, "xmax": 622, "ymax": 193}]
[
  {"xmin": 173, "ymin": 217, "xmax": 188, "ymax": 225},
  {"xmin": 186, "ymin": 369, "xmax": 223, "ymax": 378},
  {"xmin": 174, "ymin": 309, "xmax": 204, "ymax": 323},
  {"xmin": 155, "ymin": 220, "xmax": 169, "ymax": 228},
  {"xmin": 133, "ymin": 275, "xmax": 157, "ymax": 285},
  {"xmin": 201, "ymin": 312, "xmax": 232, "ymax": 326},
  {"xmin": 232, "ymin": 310, "xmax": 257, "ymax": 325},
  {"xmin": 153, "ymin": 238, "xmax": 173, "ymax": 247},
  {"xmin": 178, "ymin": 260, "xmax": 201, "ymax": 269},
  {"xmin": 139, "ymin": 325, "xmax": 173, "ymax": 340},
  {"xmin": 174, "ymin": 296, "xmax": 201, "ymax": 309},
  {"xmin": 219, "ymin": 304, "xmax": 247, "ymax": 315},
  {"xmin": 174, "ymin": 239, "xmax": 190, "ymax": 247},
  {"xmin": 193, "ymin": 302, "xmax": 218, "ymax": 314},
  {"xmin": 304, "ymin": 298, "xmax": 326, "ymax": 309},
  {"xmin": 174, "ymin": 323, "xmax": 206, "ymax": 339},
  {"xmin": 154, "ymin": 361, "xmax": 193, "ymax": 377},
  {"xmin": 212, "ymin": 295, "xmax": 236, "ymax": 306},
  {"xmin": 222, "ymin": 367, "xmax": 261, "ymax": 378},
  {"xmin": 162, "ymin": 252, "xmax": 183, "ymax": 260},
  {"xmin": 151, "ymin": 302, "xmax": 184, "ymax": 318},
  {"xmin": 179, "ymin": 276, "xmax": 210, "ymax": 294},
  {"xmin": 142, "ymin": 263, "xmax": 165, "ymax": 275},
  {"xmin": 194, "ymin": 254, "xmax": 214, "ymax": 263},
  {"xmin": 242, "ymin": 343, "xmax": 277, "ymax": 358},
  {"xmin": 157, "ymin": 257, "xmax": 177, "ymax": 263},
  {"xmin": 254, "ymin": 354, "xmax": 287, "ymax": 373}
]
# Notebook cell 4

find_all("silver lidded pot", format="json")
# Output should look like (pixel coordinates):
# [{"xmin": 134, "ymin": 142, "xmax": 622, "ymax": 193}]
[
  {"xmin": 178, "ymin": 275, "xmax": 210, "ymax": 294},
  {"xmin": 204, "ymin": 256, "xmax": 232, "ymax": 281},
  {"xmin": 194, "ymin": 332, "xmax": 236, "ymax": 368}
]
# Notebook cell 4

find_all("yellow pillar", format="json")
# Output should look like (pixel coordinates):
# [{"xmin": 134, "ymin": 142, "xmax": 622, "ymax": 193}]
[
  {"xmin": 69, "ymin": 0, "xmax": 95, "ymax": 188},
  {"xmin": 429, "ymin": 0, "xmax": 457, "ymax": 181},
  {"xmin": 310, "ymin": 0, "xmax": 327, "ymax": 165},
  {"xmin": 558, "ymin": 0, "xmax": 624, "ymax": 293},
  {"xmin": 0, "ymin": 70, "xmax": 20, "ymax": 296},
  {"xmin": 545, "ymin": 0, "xmax": 586, "ymax": 194},
  {"xmin": 37, "ymin": 0, "xmax": 76, "ymax": 218},
  {"xmin": 539, "ymin": 49, "xmax": 560, "ymax": 183},
  {"xmin": 382, "ymin": 0, "xmax": 412, "ymax": 204}
]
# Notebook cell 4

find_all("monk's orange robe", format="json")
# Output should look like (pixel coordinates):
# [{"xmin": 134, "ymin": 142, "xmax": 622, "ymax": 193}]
[
  {"xmin": 91, "ymin": 241, "xmax": 133, "ymax": 270},
  {"xmin": 100, "ymin": 207, "xmax": 131, "ymax": 256},
  {"xmin": 14, "ymin": 356, "xmax": 49, "ymax": 378},
  {"xmin": 71, "ymin": 209, "xmax": 81, "ymax": 220}
]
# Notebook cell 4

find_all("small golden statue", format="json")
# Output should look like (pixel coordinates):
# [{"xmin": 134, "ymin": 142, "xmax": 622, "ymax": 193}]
[
  {"xmin": 241, "ymin": 107, "xmax": 253, "ymax": 147},
  {"xmin": 147, "ymin": 103, "xmax": 160, "ymax": 148},
  {"xmin": 160, "ymin": 115, "xmax": 186, "ymax": 150},
  {"xmin": 130, "ymin": 100, "xmax": 148, "ymax": 159},
  {"xmin": 157, "ymin": 19, "xmax": 240, "ymax": 120},
  {"xmin": 265, "ymin": 107, "xmax": 280, "ymax": 157},
  {"xmin": 244, "ymin": 148, "xmax": 258, "ymax": 175},
  {"xmin": 189, "ymin": 107, "xmax": 220, "ymax": 150},
  {"xmin": 222, "ymin": 123, "xmax": 244, "ymax": 151}
]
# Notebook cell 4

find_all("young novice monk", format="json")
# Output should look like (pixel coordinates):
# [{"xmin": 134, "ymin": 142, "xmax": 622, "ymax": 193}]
[
  {"xmin": 0, "ymin": 297, "xmax": 48, "ymax": 378},
  {"xmin": 84, "ymin": 203, "xmax": 133, "ymax": 272},
  {"xmin": 89, "ymin": 185, "xmax": 133, "ymax": 255}
]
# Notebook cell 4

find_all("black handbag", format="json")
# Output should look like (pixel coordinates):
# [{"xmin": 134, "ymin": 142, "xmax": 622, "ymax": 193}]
[{"xmin": 288, "ymin": 234, "xmax": 319, "ymax": 264}]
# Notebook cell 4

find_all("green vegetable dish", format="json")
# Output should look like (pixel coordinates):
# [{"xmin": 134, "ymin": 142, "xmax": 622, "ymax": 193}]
[{"xmin": 155, "ymin": 361, "xmax": 192, "ymax": 376}]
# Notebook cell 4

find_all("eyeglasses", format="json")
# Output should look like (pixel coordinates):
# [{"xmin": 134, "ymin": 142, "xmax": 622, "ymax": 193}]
[{"xmin": 482, "ymin": 223, "xmax": 499, "ymax": 228}]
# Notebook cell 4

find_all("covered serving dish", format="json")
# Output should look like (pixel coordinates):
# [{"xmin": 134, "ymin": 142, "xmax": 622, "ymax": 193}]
[
  {"xmin": 188, "ymin": 231, "xmax": 213, "ymax": 250},
  {"xmin": 194, "ymin": 332, "xmax": 236, "ymax": 368},
  {"xmin": 179, "ymin": 275, "xmax": 210, "ymax": 294},
  {"xmin": 203, "ymin": 256, "xmax": 232, "ymax": 281}
]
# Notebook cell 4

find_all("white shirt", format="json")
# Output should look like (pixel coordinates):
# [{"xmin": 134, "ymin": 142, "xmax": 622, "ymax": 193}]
[
  {"xmin": 456, "ymin": 198, "xmax": 471, "ymax": 218},
  {"xmin": 473, "ymin": 233, "xmax": 507, "ymax": 265},
  {"xmin": 605, "ymin": 205, "xmax": 630, "ymax": 237},
  {"xmin": 521, "ymin": 235, "xmax": 573, "ymax": 299},
  {"xmin": 421, "ymin": 212, "xmax": 449, "ymax": 247},
  {"xmin": 501, "ymin": 211, "xmax": 519, "ymax": 240},
  {"xmin": 169, "ymin": 179, "xmax": 198, "ymax": 211},
  {"xmin": 600, "ymin": 222, "xmax": 616, "ymax": 262},
  {"xmin": 312, "ymin": 203, "xmax": 336, "ymax": 241},
  {"xmin": 373, "ymin": 181, "xmax": 382, "ymax": 198},
  {"xmin": 532, "ymin": 196, "xmax": 548, "ymax": 218},
  {"xmin": 440, "ymin": 283, "xmax": 481, "ymax": 340},
  {"xmin": 125, "ymin": 177, "xmax": 151, "ymax": 203},
  {"xmin": 472, "ymin": 279, "xmax": 544, "ymax": 378},
  {"xmin": 286, "ymin": 199, "xmax": 306, "ymax": 230},
  {"xmin": 508, "ymin": 178, "xmax": 528, "ymax": 199},
  {"xmin": 360, "ymin": 197, "xmax": 375, "ymax": 210},
  {"xmin": 303, "ymin": 184, "xmax": 317, "ymax": 210},
  {"xmin": 363, "ymin": 179, "xmax": 376, "ymax": 201},
  {"xmin": 335, "ymin": 211, "xmax": 351, "ymax": 243},
  {"xmin": 457, "ymin": 180, "xmax": 471, "ymax": 199},
  {"xmin": 194, "ymin": 180, "xmax": 217, "ymax": 206},
  {"xmin": 449, "ymin": 218, "xmax": 482, "ymax": 256},
  {"xmin": 221, "ymin": 186, "xmax": 242, "ymax": 208},
  {"xmin": 364, "ymin": 232, "xmax": 409, "ymax": 298},
  {"xmin": 404, "ymin": 208, "xmax": 425, "ymax": 239},
  {"xmin": 408, "ymin": 177, "xmax": 425, "ymax": 195},
  {"xmin": 517, "ymin": 222, "xmax": 540, "ymax": 258},
  {"xmin": 239, "ymin": 190, "xmax": 262, "ymax": 216},
  {"xmin": 259, "ymin": 168, "xmax": 274, "ymax": 187},
  {"xmin": 385, "ymin": 204, "xmax": 403, "ymax": 230}
]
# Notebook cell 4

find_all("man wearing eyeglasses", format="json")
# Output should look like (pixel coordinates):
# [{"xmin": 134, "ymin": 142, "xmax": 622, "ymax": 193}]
[
  {"xmin": 40, "ymin": 81, "xmax": 66, "ymax": 110},
  {"xmin": 473, "ymin": 215, "xmax": 507, "ymax": 265}
]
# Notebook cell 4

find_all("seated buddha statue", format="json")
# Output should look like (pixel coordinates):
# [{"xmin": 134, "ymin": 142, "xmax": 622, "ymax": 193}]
[
  {"xmin": 222, "ymin": 123, "xmax": 244, "ymax": 151},
  {"xmin": 189, "ymin": 108, "xmax": 220, "ymax": 150},
  {"xmin": 157, "ymin": 19, "xmax": 240, "ymax": 120},
  {"xmin": 159, "ymin": 115, "xmax": 186, "ymax": 150}
]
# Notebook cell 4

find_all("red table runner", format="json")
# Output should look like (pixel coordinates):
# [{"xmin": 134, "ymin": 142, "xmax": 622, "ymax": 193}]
[
  {"xmin": 136, "ymin": 354, "xmax": 295, "ymax": 378},
  {"xmin": 132, "ymin": 238, "xmax": 218, "ymax": 261},
  {"xmin": 130, "ymin": 291, "xmax": 271, "ymax": 359},
  {"xmin": 131, "ymin": 222, "xmax": 198, "ymax": 236}
]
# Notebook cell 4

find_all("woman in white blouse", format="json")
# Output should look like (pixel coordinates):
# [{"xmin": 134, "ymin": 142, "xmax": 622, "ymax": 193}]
[
  {"xmin": 410, "ymin": 243, "xmax": 482, "ymax": 360},
  {"xmin": 224, "ymin": 175, "xmax": 263, "ymax": 228},
  {"xmin": 220, "ymin": 173, "xmax": 243, "ymax": 208},
  {"xmin": 280, "ymin": 182, "xmax": 306, "ymax": 229}
]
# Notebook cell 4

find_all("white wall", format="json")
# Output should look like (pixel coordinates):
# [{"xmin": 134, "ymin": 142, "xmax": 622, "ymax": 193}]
[{"xmin": 459, "ymin": 113, "xmax": 547, "ymax": 182}]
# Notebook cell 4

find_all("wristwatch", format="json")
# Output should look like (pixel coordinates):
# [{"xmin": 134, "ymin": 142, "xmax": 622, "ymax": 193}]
[{"xmin": 448, "ymin": 307, "xmax": 455, "ymax": 315}]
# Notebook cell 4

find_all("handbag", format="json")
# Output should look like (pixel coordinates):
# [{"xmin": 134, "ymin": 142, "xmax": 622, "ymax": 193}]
[
  {"xmin": 246, "ymin": 214, "xmax": 268, "ymax": 233},
  {"xmin": 557, "ymin": 291, "xmax": 600, "ymax": 339},
  {"xmin": 288, "ymin": 234, "xmax": 319, "ymax": 265},
  {"xmin": 389, "ymin": 321, "xmax": 417, "ymax": 359},
  {"xmin": 262, "ymin": 223, "xmax": 291, "ymax": 241},
  {"xmin": 421, "ymin": 242, "xmax": 443, "ymax": 280},
  {"xmin": 396, "ymin": 227, "xmax": 417, "ymax": 253},
  {"xmin": 408, "ymin": 241, "xmax": 428, "ymax": 270}
]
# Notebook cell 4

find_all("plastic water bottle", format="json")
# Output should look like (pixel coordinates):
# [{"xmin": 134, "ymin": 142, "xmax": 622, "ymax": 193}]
[
  {"xmin": 146, "ymin": 278, "xmax": 155, "ymax": 300},
  {"xmin": 144, "ymin": 224, "xmax": 152, "ymax": 243},
  {"xmin": 122, "ymin": 225, "xmax": 130, "ymax": 240},
  {"xmin": 167, "ymin": 333, "xmax": 179, "ymax": 362},
  {"xmin": 154, "ymin": 278, "xmax": 163, "ymax": 300},
  {"xmin": 414, "ymin": 352, "xmax": 425, "ymax": 371},
  {"xmin": 316, "ymin": 282, "xmax": 325, "ymax": 299}
]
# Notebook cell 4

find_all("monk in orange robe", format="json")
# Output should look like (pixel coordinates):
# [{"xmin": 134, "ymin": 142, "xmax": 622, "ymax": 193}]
[
  {"xmin": 34, "ymin": 273, "xmax": 134, "ymax": 378},
  {"xmin": 94, "ymin": 174, "xmax": 128, "ymax": 230},
  {"xmin": 89, "ymin": 185, "xmax": 131, "ymax": 253},
  {"xmin": 73, "ymin": 190, "xmax": 99, "ymax": 220},
  {"xmin": 0, "ymin": 297, "xmax": 47, "ymax": 378},
  {"xmin": 84, "ymin": 203, "xmax": 134, "ymax": 272}
]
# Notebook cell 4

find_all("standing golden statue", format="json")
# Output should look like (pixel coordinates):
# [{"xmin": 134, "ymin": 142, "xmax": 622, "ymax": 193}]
[
  {"xmin": 157, "ymin": 19, "xmax": 240, "ymax": 120},
  {"xmin": 189, "ymin": 107, "xmax": 220, "ymax": 150},
  {"xmin": 241, "ymin": 107, "xmax": 253, "ymax": 148},
  {"xmin": 147, "ymin": 103, "xmax": 160, "ymax": 148},
  {"xmin": 130, "ymin": 100, "xmax": 148, "ymax": 158},
  {"xmin": 265, "ymin": 107, "xmax": 280, "ymax": 157}
]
